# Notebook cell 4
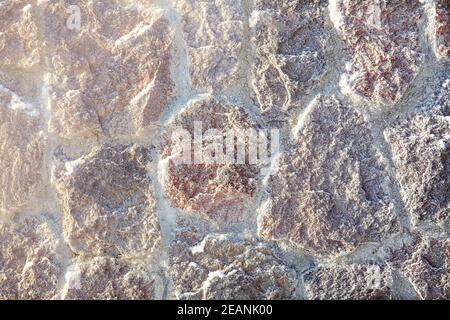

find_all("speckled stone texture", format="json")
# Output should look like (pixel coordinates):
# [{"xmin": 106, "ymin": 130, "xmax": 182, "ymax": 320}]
[{"xmin": 0, "ymin": 0, "xmax": 448, "ymax": 300}]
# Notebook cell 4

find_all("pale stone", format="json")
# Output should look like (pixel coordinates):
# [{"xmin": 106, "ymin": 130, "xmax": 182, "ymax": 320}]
[
  {"xmin": 258, "ymin": 96, "xmax": 397, "ymax": 257},
  {"xmin": 304, "ymin": 264, "xmax": 393, "ymax": 300},
  {"xmin": 41, "ymin": 0, "xmax": 174, "ymax": 137},
  {"xmin": 54, "ymin": 144, "xmax": 160, "ymax": 257},
  {"xmin": 0, "ymin": 1, "xmax": 41, "ymax": 69},
  {"xmin": 0, "ymin": 88, "xmax": 44, "ymax": 213},
  {"xmin": 251, "ymin": 0, "xmax": 330, "ymax": 112},
  {"xmin": 385, "ymin": 80, "xmax": 449, "ymax": 226},
  {"xmin": 0, "ymin": 215, "xmax": 63, "ymax": 300},
  {"xmin": 333, "ymin": 0, "xmax": 424, "ymax": 106},
  {"xmin": 175, "ymin": 0, "xmax": 245, "ymax": 92},
  {"xmin": 169, "ymin": 222, "xmax": 297, "ymax": 300},
  {"xmin": 63, "ymin": 257, "xmax": 156, "ymax": 300}
]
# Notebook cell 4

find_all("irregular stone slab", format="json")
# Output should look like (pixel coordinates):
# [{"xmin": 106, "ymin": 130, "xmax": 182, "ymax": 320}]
[
  {"xmin": 53, "ymin": 144, "xmax": 160, "ymax": 257},
  {"xmin": 435, "ymin": 0, "xmax": 449, "ymax": 60},
  {"xmin": 42, "ymin": 0, "xmax": 174, "ymax": 137},
  {"xmin": 258, "ymin": 95, "xmax": 396, "ymax": 257},
  {"xmin": 174, "ymin": 0, "xmax": 245, "ymax": 92},
  {"xmin": 0, "ymin": 86, "xmax": 44, "ymax": 213},
  {"xmin": 304, "ymin": 264, "xmax": 393, "ymax": 300},
  {"xmin": 0, "ymin": 215, "xmax": 64, "ymax": 300},
  {"xmin": 63, "ymin": 257, "xmax": 157, "ymax": 300},
  {"xmin": 398, "ymin": 236, "xmax": 449, "ymax": 300},
  {"xmin": 161, "ymin": 96, "xmax": 261, "ymax": 223},
  {"xmin": 251, "ymin": 0, "xmax": 330, "ymax": 112},
  {"xmin": 331, "ymin": 0, "xmax": 424, "ymax": 106},
  {"xmin": 0, "ymin": 1, "xmax": 41, "ymax": 70},
  {"xmin": 384, "ymin": 80, "xmax": 449, "ymax": 226},
  {"xmin": 169, "ymin": 223, "xmax": 297, "ymax": 299}
]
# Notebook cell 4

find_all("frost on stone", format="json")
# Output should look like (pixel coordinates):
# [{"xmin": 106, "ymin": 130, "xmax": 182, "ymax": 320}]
[
  {"xmin": 175, "ymin": 0, "xmax": 245, "ymax": 92},
  {"xmin": 332, "ymin": 0, "xmax": 424, "ymax": 106},
  {"xmin": 304, "ymin": 264, "xmax": 393, "ymax": 300},
  {"xmin": 162, "ymin": 96, "xmax": 261, "ymax": 223},
  {"xmin": 258, "ymin": 96, "xmax": 397, "ymax": 257},
  {"xmin": 250, "ymin": 0, "xmax": 330, "ymax": 113},
  {"xmin": 42, "ymin": 0, "xmax": 174, "ymax": 137},
  {"xmin": 385, "ymin": 80, "xmax": 449, "ymax": 226},
  {"xmin": 0, "ymin": 1, "xmax": 41, "ymax": 70},
  {"xmin": 63, "ymin": 257, "xmax": 157, "ymax": 300},
  {"xmin": 0, "ymin": 88, "xmax": 43, "ymax": 213},
  {"xmin": 0, "ymin": 215, "xmax": 63, "ymax": 300},
  {"xmin": 169, "ymin": 222, "xmax": 297, "ymax": 300},
  {"xmin": 54, "ymin": 144, "xmax": 160, "ymax": 257}
]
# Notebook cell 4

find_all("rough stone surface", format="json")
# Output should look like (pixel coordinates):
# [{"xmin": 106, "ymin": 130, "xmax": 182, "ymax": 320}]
[
  {"xmin": 175, "ymin": 0, "xmax": 245, "ymax": 92},
  {"xmin": 388, "ymin": 233, "xmax": 449, "ymax": 300},
  {"xmin": 259, "ymin": 96, "xmax": 397, "ymax": 257},
  {"xmin": 162, "ymin": 96, "xmax": 261, "ymax": 223},
  {"xmin": 251, "ymin": 0, "xmax": 330, "ymax": 112},
  {"xmin": 385, "ymin": 79, "xmax": 449, "ymax": 226},
  {"xmin": 0, "ymin": 215, "xmax": 63, "ymax": 300},
  {"xmin": 63, "ymin": 257, "xmax": 157, "ymax": 300},
  {"xmin": 0, "ymin": 0, "xmax": 448, "ymax": 300},
  {"xmin": 304, "ymin": 264, "xmax": 393, "ymax": 300},
  {"xmin": 0, "ymin": 88, "xmax": 44, "ymax": 213},
  {"xmin": 42, "ymin": 0, "xmax": 174, "ymax": 137},
  {"xmin": 53, "ymin": 144, "xmax": 160, "ymax": 257},
  {"xmin": 399, "ymin": 236, "xmax": 449, "ymax": 300},
  {"xmin": 435, "ymin": 0, "xmax": 450, "ymax": 60},
  {"xmin": 169, "ymin": 222, "xmax": 297, "ymax": 300},
  {"xmin": 0, "ymin": 1, "xmax": 41, "ymax": 70},
  {"xmin": 332, "ymin": 0, "xmax": 424, "ymax": 106}
]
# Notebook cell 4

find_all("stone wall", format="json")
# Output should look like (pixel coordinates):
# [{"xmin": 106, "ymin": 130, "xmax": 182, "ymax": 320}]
[{"xmin": 0, "ymin": 0, "xmax": 448, "ymax": 300}]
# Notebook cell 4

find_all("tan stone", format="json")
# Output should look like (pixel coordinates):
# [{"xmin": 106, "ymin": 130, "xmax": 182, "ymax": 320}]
[
  {"xmin": 435, "ymin": 0, "xmax": 449, "ymax": 60},
  {"xmin": 390, "ymin": 234, "xmax": 450, "ymax": 300}
]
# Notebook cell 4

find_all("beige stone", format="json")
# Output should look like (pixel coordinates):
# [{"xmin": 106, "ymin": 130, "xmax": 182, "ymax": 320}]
[
  {"xmin": 54, "ymin": 144, "xmax": 160, "ymax": 257},
  {"xmin": 304, "ymin": 264, "xmax": 393, "ymax": 300},
  {"xmin": 0, "ymin": 87, "xmax": 44, "ymax": 213},
  {"xmin": 333, "ymin": 0, "xmax": 424, "ymax": 106},
  {"xmin": 258, "ymin": 96, "xmax": 397, "ymax": 257},
  {"xmin": 42, "ymin": 0, "xmax": 174, "ymax": 137},
  {"xmin": 169, "ymin": 222, "xmax": 297, "ymax": 300},
  {"xmin": 385, "ymin": 80, "xmax": 449, "ymax": 226},
  {"xmin": 63, "ymin": 257, "xmax": 157, "ymax": 300},
  {"xmin": 0, "ymin": 1, "xmax": 41, "ymax": 70},
  {"xmin": 251, "ymin": 0, "xmax": 330, "ymax": 112},
  {"xmin": 0, "ymin": 215, "xmax": 63, "ymax": 300},
  {"xmin": 175, "ymin": 0, "xmax": 245, "ymax": 92}
]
